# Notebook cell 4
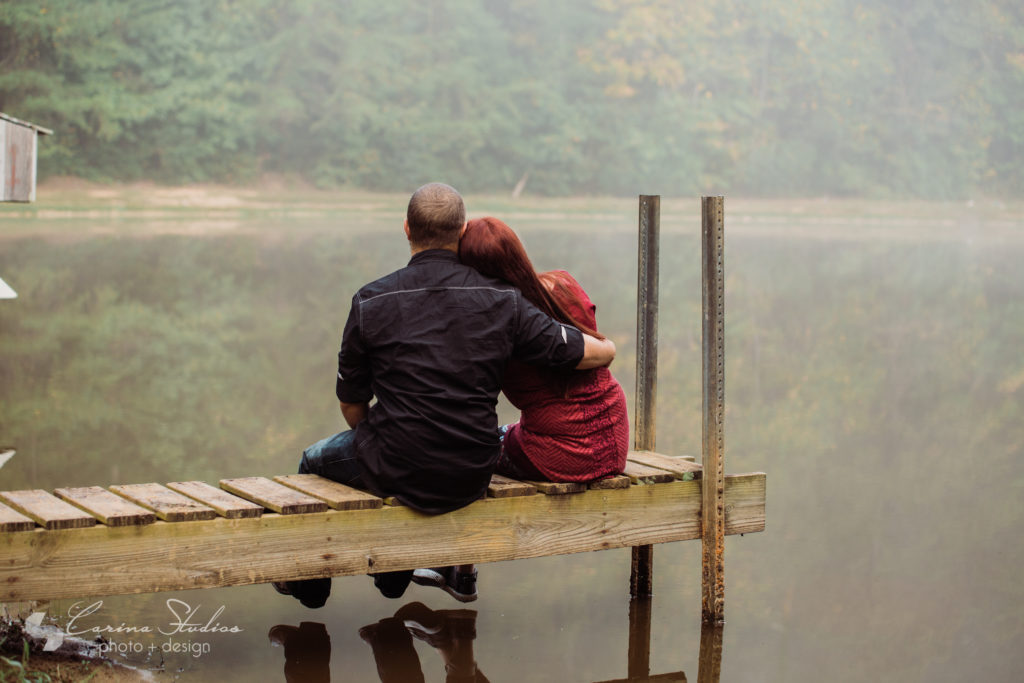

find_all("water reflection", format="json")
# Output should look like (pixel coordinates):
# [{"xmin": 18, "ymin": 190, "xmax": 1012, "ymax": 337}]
[
  {"xmin": 595, "ymin": 597, "xmax": 706, "ymax": 683},
  {"xmin": 267, "ymin": 621, "xmax": 331, "ymax": 683},
  {"xmin": 271, "ymin": 602, "xmax": 488, "ymax": 683},
  {"xmin": 266, "ymin": 598, "xmax": 722, "ymax": 683}
]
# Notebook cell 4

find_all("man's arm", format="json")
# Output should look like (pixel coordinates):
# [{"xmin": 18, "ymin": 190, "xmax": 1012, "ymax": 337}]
[
  {"xmin": 336, "ymin": 295, "xmax": 374, "ymax": 425},
  {"xmin": 576, "ymin": 333, "xmax": 616, "ymax": 369},
  {"xmin": 340, "ymin": 400, "xmax": 369, "ymax": 429}
]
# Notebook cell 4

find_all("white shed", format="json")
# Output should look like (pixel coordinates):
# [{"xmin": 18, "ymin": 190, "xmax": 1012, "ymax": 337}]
[{"xmin": 1, "ymin": 112, "xmax": 52, "ymax": 202}]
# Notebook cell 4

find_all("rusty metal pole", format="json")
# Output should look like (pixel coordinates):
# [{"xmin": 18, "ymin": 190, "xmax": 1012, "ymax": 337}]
[
  {"xmin": 701, "ymin": 196, "xmax": 726, "ymax": 624},
  {"xmin": 696, "ymin": 623, "xmax": 725, "ymax": 683},
  {"xmin": 630, "ymin": 194, "xmax": 659, "ymax": 598}
]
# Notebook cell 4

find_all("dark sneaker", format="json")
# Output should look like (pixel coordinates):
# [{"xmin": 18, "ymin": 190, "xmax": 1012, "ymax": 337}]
[
  {"xmin": 271, "ymin": 578, "xmax": 331, "ymax": 609},
  {"xmin": 394, "ymin": 601, "xmax": 445, "ymax": 637},
  {"xmin": 371, "ymin": 569, "xmax": 414, "ymax": 599},
  {"xmin": 411, "ymin": 566, "xmax": 478, "ymax": 603}
]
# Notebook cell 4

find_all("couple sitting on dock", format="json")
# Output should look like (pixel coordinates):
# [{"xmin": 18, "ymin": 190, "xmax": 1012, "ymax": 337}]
[{"xmin": 274, "ymin": 183, "xmax": 628, "ymax": 608}]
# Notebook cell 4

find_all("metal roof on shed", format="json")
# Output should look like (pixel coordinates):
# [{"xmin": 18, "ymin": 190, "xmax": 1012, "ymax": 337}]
[{"xmin": 0, "ymin": 113, "xmax": 52, "ymax": 135}]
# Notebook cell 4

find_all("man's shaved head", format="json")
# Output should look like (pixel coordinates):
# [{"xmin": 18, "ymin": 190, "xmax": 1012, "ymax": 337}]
[{"xmin": 406, "ymin": 183, "xmax": 466, "ymax": 249}]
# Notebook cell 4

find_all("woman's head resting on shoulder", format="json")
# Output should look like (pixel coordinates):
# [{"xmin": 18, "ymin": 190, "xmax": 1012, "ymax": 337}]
[{"xmin": 460, "ymin": 217, "xmax": 602, "ymax": 339}]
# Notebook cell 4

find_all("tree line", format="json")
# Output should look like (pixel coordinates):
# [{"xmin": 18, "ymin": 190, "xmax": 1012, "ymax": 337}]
[{"xmin": 1, "ymin": 0, "xmax": 1021, "ymax": 198}]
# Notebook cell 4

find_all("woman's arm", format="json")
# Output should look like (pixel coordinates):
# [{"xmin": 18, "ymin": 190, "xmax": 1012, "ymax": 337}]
[{"xmin": 576, "ymin": 334, "xmax": 615, "ymax": 369}]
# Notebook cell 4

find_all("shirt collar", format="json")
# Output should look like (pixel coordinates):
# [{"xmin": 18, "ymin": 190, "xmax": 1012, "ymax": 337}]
[{"xmin": 408, "ymin": 249, "xmax": 459, "ymax": 266}]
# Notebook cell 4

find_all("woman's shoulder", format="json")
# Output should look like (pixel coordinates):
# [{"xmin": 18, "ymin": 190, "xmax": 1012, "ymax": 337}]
[{"xmin": 540, "ymin": 270, "xmax": 589, "ymax": 298}]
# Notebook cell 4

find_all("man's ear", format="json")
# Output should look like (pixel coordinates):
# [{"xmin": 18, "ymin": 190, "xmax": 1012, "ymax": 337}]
[
  {"xmin": 404, "ymin": 219, "xmax": 411, "ymax": 242},
  {"xmin": 459, "ymin": 221, "xmax": 468, "ymax": 238}
]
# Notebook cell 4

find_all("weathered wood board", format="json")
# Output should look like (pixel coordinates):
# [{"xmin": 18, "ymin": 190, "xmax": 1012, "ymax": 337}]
[
  {"xmin": 0, "ymin": 120, "xmax": 36, "ymax": 202},
  {"xmin": 0, "ymin": 473, "xmax": 765, "ymax": 601},
  {"xmin": 0, "ymin": 502, "xmax": 36, "ymax": 532},
  {"xmin": 623, "ymin": 462, "xmax": 676, "ymax": 485},
  {"xmin": 587, "ymin": 475, "xmax": 632, "ymax": 490},
  {"xmin": 166, "ymin": 481, "xmax": 264, "ymax": 519},
  {"xmin": 0, "ymin": 490, "xmax": 96, "ymax": 530},
  {"xmin": 528, "ymin": 480, "xmax": 587, "ymax": 494},
  {"xmin": 487, "ymin": 474, "xmax": 537, "ymax": 498},
  {"xmin": 109, "ymin": 483, "xmax": 218, "ymax": 522},
  {"xmin": 220, "ymin": 477, "xmax": 327, "ymax": 514},
  {"xmin": 273, "ymin": 474, "xmax": 383, "ymax": 511},
  {"xmin": 628, "ymin": 451, "xmax": 703, "ymax": 480},
  {"xmin": 54, "ymin": 487, "xmax": 156, "ymax": 527},
  {"xmin": 596, "ymin": 672, "xmax": 688, "ymax": 683}
]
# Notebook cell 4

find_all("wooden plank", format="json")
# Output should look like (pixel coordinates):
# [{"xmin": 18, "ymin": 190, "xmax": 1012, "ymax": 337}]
[
  {"xmin": 166, "ymin": 481, "xmax": 264, "ymax": 519},
  {"xmin": 0, "ymin": 490, "xmax": 96, "ymax": 530},
  {"xmin": 622, "ymin": 462, "xmax": 675, "ymax": 485},
  {"xmin": 0, "ymin": 473, "xmax": 765, "ymax": 602},
  {"xmin": 220, "ymin": 477, "xmax": 327, "ymax": 514},
  {"xmin": 596, "ymin": 673, "xmax": 687, "ymax": 683},
  {"xmin": 273, "ymin": 474, "xmax": 383, "ymax": 511},
  {"xmin": 109, "ymin": 483, "xmax": 218, "ymax": 522},
  {"xmin": 628, "ymin": 451, "xmax": 703, "ymax": 480},
  {"xmin": 528, "ymin": 480, "xmax": 587, "ymax": 494},
  {"xmin": 487, "ymin": 474, "xmax": 537, "ymax": 498},
  {"xmin": 0, "ymin": 502, "xmax": 36, "ymax": 532},
  {"xmin": 3, "ymin": 122, "xmax": 35, "ymax": 202},
  {"xmin": 587, "ymin": 474, "xmax": 631, "ymax": 490},
  {"xmin": 54, "ymin": 487, "xmax": 156, "ymax": 527}
]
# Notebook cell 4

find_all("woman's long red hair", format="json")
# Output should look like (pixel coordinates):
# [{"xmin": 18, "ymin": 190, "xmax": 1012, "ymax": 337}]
[{"xmin": 459, "ymin": 217, "xmax": 603, "ymax": 339}]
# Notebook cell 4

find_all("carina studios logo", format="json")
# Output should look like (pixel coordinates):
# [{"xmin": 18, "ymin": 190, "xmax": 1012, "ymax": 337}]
[{"xmin": 64, "ymin": 599, "xmax": 244, "ymax": 659}]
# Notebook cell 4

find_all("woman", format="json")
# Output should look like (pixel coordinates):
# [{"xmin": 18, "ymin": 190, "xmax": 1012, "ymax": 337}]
[{"xmin": 459, "ymin": 216, "xmax": 629, "ymax": 482}]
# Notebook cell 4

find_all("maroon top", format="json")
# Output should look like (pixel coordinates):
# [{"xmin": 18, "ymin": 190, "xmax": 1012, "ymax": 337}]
[{"xmin": 502, "ymin": 271, "xmax": 629, "ymax": 482}]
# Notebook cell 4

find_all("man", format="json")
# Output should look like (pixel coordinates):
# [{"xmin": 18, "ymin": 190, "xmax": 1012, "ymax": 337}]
[{"xmin": 274, "ymin": 183, "xmax": 615, "ymax": 608}]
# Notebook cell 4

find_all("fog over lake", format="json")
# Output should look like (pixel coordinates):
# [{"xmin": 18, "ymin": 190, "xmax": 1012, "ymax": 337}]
[{"xmin": 1, "ymin": 192, "xmax": 1020, "ymax": 681}]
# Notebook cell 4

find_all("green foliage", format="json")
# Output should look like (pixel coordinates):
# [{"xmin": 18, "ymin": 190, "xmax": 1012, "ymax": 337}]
[{"xmin": 0, "ymin": 0, "xmax": 1021, "ymax": 196}]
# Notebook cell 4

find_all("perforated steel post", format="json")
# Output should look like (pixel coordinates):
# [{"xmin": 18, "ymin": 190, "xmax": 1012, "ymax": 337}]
[
  {"xmin": 701, "ymin": 196, "xmax": 726, "ymax": 624},
  {"xmin": 630, "ymin": 194, "xmax": 659, "ymax": 598}
]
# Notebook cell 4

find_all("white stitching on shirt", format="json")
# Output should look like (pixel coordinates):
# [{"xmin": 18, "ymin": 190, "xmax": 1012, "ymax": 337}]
[{"xmin": 359, "ymin": 286, "xmax": 516, "ymax": 304}]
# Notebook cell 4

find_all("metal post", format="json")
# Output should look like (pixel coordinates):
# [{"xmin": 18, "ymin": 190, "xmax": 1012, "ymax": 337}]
[
  {"xmin": 696, "ymin": 623, "xmax": 724, "ymax": 683},
  {"xmin": 630, "ymin": 194, "xmax": 659, "ymax": 598},
  {"xmin": 700, "ymin": 196, "xmax": 726, "ymax": 624}
]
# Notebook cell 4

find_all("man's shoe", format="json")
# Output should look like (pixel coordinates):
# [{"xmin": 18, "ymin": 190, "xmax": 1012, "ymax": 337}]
[
  {"xmin": 411, "ymin": 566, "xmax": 478, "ymax": 603},
  {"xmin": 271, "ymin": 578, "xmax": 331, "ymax": 609},
  {"xmin": 372, "ymin": 569, "xmax": 414, "ymax": 599}
]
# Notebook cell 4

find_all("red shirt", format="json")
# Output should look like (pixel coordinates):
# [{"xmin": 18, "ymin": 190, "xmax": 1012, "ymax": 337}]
[{"xmin": 501, "ymin": 271, "xmax": 629, "ymax": 482}]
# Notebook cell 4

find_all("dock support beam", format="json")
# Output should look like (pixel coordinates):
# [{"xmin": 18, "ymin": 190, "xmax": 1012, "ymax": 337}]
[
  {"xmin": 701, "ymin": 196, "xmax": 726, "ymax": 624},
  {"xmin": 630, "ymin": 194, "xmax": 659, "ymax": 598}
]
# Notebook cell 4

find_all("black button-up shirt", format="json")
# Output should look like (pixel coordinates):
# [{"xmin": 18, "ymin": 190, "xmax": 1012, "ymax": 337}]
[{"xmin": 336, "ymin": 249, "xmax": 585, "ymax": 513}]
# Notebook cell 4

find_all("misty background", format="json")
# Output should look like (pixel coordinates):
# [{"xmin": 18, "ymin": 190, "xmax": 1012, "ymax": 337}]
[
  {"xmin": 2, "ymin": 0, "xmax": 1023, "ymax": 198},
  {"xmin": 1, "ymin": 2, "xmax": 1023, "ymax": 681}
]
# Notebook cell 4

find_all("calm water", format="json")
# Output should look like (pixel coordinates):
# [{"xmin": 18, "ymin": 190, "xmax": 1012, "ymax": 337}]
[{"xmin": 0, "ymin": 197, "xmax": 1021, "ymax": 681}]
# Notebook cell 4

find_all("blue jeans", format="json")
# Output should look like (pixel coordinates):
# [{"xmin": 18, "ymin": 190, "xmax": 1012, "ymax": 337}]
[
  {"xmin": 290, "ymin": 429, "xmax": 412, "ymax": 602},
  {"xmin": 299, "ymin": 430, "xmax": 365, "ymax": 488}
]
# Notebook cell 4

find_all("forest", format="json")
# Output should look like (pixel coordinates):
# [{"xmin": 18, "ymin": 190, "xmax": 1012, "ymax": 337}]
[{"xmin": 1, "ymin": 0, "xmax": 1022, "ymax": 198}]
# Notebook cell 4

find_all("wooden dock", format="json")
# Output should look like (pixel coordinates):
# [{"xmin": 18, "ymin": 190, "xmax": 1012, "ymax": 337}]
[
  {"xmin": 0, "ymin": 453, "xmax": 764, "ymax": 602},
  {"xmin": 0, "ymin": 195, "xmax": 765, "ymax": 620}
]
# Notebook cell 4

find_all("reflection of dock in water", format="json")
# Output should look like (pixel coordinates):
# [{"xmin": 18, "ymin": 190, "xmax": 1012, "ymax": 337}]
[
  {"xmin": 594, "ymin": 598, "xmax": 723, "ymax": 683},
  {"xmin": 268, "ymin": 598, "xmax": 724, "ymax": 683}
]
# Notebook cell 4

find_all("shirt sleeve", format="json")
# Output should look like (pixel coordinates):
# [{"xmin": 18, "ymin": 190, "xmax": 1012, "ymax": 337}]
[
  {"xmin": 511, "ymin": 292, "xmax": 585, "ymax": 370},
  {"xmin": 336, "ymin": 295, "xmax": 374, "ymax": 403}
]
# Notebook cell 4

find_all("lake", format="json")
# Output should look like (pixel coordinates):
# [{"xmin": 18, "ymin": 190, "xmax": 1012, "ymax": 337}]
[{"xmin": 0, "ymin": 188, "xmax": 1021, "ymax": 681}]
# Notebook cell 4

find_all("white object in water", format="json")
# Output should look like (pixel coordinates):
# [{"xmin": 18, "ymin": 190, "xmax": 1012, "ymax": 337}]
[
  {"xmin": 0, "ymin": 450, "xmax": 14, "ymax": 469},
  {"xmin": 0, "ymin": 276, "xmax": 16, "ymax": 299}
]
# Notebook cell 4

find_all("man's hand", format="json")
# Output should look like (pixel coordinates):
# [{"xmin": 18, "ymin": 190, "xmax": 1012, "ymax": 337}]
[
  {"xmin": 340, "ymin": 401, "xmax": 369, "ymax": 429},
  {"xmin": 576, "ymin": 334, "xmax": 616, "ymax": 370}
]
